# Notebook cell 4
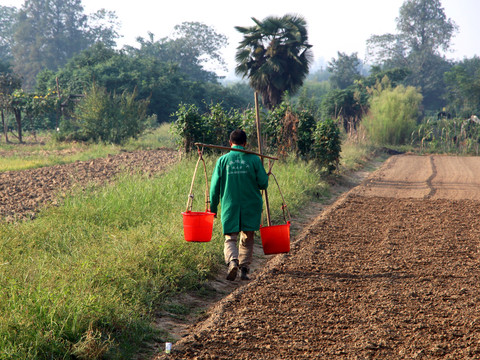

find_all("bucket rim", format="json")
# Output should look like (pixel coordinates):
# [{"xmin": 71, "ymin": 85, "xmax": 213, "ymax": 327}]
[
  {"xmin": 182, "ymin": 211, "xmax": 216, "ymax": 216},
  {"xmin": 260, "ymin": 221, "xmax": 291, "ymax": 229}
]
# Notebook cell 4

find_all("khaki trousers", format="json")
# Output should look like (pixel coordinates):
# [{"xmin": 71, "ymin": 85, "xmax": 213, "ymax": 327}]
[{"xmin": 224, "ymin": 231, "xmax": 255, "ymax": 269}]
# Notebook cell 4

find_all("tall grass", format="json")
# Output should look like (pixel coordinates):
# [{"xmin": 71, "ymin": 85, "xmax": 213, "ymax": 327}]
[
  {"xmin": 363, "ymin": 85, "xmax": 422, "ymax": 145},
  {"xmin": 0, "ymin": 152, "xmax": 327, "ymax": 358}
]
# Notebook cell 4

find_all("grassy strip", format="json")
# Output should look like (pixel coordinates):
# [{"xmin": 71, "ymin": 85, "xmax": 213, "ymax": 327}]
[
  {"xmin": 0, "ymin": 124, "xmax": 176, "ymax": 172},
  {"xmin": 0, "ymin": 153, "xmax": 327, "ymax": 359}
]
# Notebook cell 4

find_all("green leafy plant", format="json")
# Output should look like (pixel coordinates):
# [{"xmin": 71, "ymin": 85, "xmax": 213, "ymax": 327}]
[
  {"xmin": 60, "ymin": 84, "xmax": 148, "ymax": 144},
  {"xmin": 313, "ymin": 118, "xmax": 341, "ymax": 173}
]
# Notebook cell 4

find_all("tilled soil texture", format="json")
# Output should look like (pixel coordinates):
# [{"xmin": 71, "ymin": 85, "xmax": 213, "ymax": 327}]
[
  {"xmin": 0, "ymin": 149, "xmax": 178, "ymax": 221},
  {"xmin": 158, "ymin": 155, "xmax": 480, "ymax": 360}
]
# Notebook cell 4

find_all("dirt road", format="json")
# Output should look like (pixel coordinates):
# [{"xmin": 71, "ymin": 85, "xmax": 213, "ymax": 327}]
[{"xmin": 157, "ymin": 154, "xmax": 480, "ymax": 359}]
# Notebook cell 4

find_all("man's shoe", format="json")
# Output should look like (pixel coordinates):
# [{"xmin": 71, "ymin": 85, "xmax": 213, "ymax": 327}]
[
  {"xmin": 240, "ymin": 267, "xmax": 250, "ymax": 280},
  {"xmin": 226, "ymin": 260, "xmax": 239, "ymax": 281}
]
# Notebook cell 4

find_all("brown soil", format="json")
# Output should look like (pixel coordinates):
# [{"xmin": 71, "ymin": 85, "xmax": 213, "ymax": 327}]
[
  {"xmin": 154, "ymin": 154, "xmax": 480, "ymax": 359},
  {"xmin": 0, "ymin": 148, "xmax": 178, "ymax": 221}
]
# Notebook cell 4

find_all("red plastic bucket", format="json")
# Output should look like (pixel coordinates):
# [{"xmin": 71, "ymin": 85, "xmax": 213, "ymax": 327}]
[
  {"xmin": 182, "ymin": 211, "xmax": 215, "ymax": 242},
  {"xmin": 260, "ymin": 221, "xmax": 291, "ymax": 255}
]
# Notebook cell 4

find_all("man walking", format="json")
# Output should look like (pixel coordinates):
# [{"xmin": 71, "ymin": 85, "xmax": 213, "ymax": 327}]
[{"xmin": 210, "ymin": 129, "xmax": 269, "ymax": 281}]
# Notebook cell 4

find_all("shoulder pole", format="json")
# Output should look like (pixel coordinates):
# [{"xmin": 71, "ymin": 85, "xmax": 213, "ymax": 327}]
[
  {"xmin": 255, "ymin": 92, "xmax": 272, "ymax": 226},
  {"xmin": 194, "ymin": 143, "xmax": 279, "ymax": 160}
]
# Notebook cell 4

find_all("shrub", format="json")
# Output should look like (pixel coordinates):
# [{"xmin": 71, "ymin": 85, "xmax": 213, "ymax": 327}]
[
  {"xmin": 171, "ymin": 103, "xmax": 243, "ymax": 153},
  {"xmin": 313, "ymin": 118, "xmax": 341, "ymax": 173},
  {"xmin": 171, "ymin": 103, "xmax": 205, "ymax": 153},
  {"xmin": 363, "ymin": 84, "xmax": 422, "ymax": 145},
  {"xmin": 58, "ymin": 84, "xmax": 149, "ymax": 144},
  {"xmin": 297, "ymin": 109, "xmax": 316, "ymax": 158}
]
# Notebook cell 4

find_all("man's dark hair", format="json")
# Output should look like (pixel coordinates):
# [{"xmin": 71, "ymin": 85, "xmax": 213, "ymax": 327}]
[{"xmin": 230, "ymin": 129, "xmax": 247, "ymax": 145}]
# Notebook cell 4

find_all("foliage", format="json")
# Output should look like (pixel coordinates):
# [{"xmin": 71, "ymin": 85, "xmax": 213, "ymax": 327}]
[
  {"xmin": 37, "ymin": 42, "xmax": 251, "ymax": 123},
  {"xmin": 128, "ymin": 22, "xmax": 228, "ymax": 83},
  {"xmin": 11, "ymin": 88, "xmax": 59, "ymax": 133},
  {"xmin": 363, "ymin": 82, "xmax": 423, "ymax": 145},
  {"xmin": 171, "ymin": 103, "xmax": 243, "ymax": 153},
  {"xmin": 235, "ymin": 14, "xmax": 313, "ymax": 109},
  {"xmin": 313, "ymin": 118, "xmax": 341, "ymax": 173},
  {"xmin": 327, "ymin": 52, "xmax": 362, "ymax": 89},
  {"xmin": 59, "ymin": 84, "xmax": 148, "ymax": 144},
  {"xmin": 258, "ymin": 101, "xmax": 315, "ymax": 158},
  {"xmin": 11, "ymin": 0, "xmax": 120, "ymax": 89},
  {"xmin": 172, "ymin": 99, "xmax": 331, "ymax": 169},
  {"xmin": 0, "ymin": 5, "xmax": 17, "ymax": 63},
  {"xmin": 290, "ymin": 80, "xmax": 331, "ymax": 118},
  {"xmin": 413, "ymin": 116, "xmax": 480, "ymax": 155},
  {"xmin": 296, "ymin": 109, "xmax": 317, "ymax": 157},
  {"xmin": 320, "ymin": 85, "xmax": 369, "ymax": 133},
  {"xmin": 444, "ymin": 56, "xmax": 480, "ymax": 117},
  {"xmin": 366, "ymin": 0, "xmax": 457, "ymax": 111}
]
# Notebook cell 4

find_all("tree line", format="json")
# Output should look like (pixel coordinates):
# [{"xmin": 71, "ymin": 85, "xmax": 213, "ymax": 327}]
[{"xmin": 0, "ymin": 0, "xmax": 478, "ymax": 151}]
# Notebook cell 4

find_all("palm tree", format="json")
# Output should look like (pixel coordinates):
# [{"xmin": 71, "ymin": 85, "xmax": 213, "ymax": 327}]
[{"xmin": 235, "ymin": 14, "xmax": 312, "ymax": 110}]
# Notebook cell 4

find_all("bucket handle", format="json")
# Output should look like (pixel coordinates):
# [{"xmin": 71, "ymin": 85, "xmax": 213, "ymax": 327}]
[
  {"xmin": 186, "ymin": 146, "xmax": 210, "ymax": 213},
  {"xmin": 262, "ymin": 171, "xmax": 291, "ymax": 225}
]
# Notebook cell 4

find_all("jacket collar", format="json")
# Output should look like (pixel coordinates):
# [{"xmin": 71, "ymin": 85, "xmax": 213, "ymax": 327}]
[{"xmin": 231, "ymin": 145, "xmax": 245, "ymax": 150}]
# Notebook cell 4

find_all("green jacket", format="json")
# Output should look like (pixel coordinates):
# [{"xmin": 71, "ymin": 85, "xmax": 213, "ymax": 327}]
[{"xmin": 210, "ymin": 145, "xmax": 269, "ymax": 234}]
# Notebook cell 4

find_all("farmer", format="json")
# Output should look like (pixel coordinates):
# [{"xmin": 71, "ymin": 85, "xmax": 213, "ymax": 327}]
[{"xmin": 210, "ymin": 129, "xmax": 269, "ymax": 281}]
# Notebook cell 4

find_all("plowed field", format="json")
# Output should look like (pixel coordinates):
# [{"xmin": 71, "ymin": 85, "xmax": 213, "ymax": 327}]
[
  {"xmin": 0, "ymin": 149, "xmax": 178, "ymax": 221},
  {"xmin": 157, "ymin": 154, "xmax": 480, "ymax": 359}
]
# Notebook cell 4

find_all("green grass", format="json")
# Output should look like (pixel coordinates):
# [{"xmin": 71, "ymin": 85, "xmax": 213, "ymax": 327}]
[
  {"xmin": 0, "ymin": 123, "xmax": 176, "ymax": 172},
  {"xmin": 0, "ymin": 134, "xmax": 375, "ymax": 358},
  {"xmin": 0, "ymin": 153, "xmax": 330, "ymax": 359}
]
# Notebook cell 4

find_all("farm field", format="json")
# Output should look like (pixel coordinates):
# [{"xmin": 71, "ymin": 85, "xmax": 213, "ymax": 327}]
[
  {"xmin": 0, "ymin": 148, "xmax": 178, "ymax": 221},
  {"xmin": 156, "ymin": 154, "xmax": 480, "ymax": 359}
]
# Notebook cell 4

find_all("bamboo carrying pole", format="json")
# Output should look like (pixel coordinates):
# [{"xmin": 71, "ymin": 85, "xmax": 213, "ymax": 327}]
[
  {"xmin": 255, "ymin": 92, "xmax": 272, "ymax": 226},
  {"xmin": 193, "ymin": 143, "xmax": 279, "ymax": 160}
]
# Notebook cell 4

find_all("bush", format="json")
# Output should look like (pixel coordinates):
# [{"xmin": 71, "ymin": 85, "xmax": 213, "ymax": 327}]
[
  {"xmin": 171, "ymin": 103, "xmax": 243, "ymax": 153},
  {"xmin": 58, "ymin": 84, "xmax": 149, "ymax": 144},
  {"xmin": 363, "ymin": 84, "xmax": 422, "ymax": 145},
  {"xmin": 313, "ymin": 118, "xmax": 341, "ymax": 173}
]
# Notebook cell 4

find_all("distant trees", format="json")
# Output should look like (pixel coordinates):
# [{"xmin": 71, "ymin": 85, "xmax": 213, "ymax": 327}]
[
  {"xmin": 444, "ymin": 56, "xmax": 480, "ymax": 117},
  {"xmin": 128, "ymin": 22, "xmax": 228, "ymax": 83},
  {"xmin": 37, "ymin": 40, "xmax": 251, "ymax": 122},
  {"xmin": 0, "ymin": 6, "xmax": 17, "ymax": 64},
  {"xmin": 367, "ymin": 0, "xmax": 457, "ymax": 110},
  {"xmin": 327, "ymin": 52, "xmax": 362, "ymax": 89},
  {"xmin": 235, "ymin": 14, "xmax": 313, "ymax": 110},
  {"xmin": 11, "ymin": 0, "xmax": 119, "ymax": 89}
]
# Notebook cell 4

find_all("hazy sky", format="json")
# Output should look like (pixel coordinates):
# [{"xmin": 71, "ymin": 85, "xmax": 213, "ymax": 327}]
[{"xmin": 3, "ymin": 0, "xmax": 479, "ymax": 77}]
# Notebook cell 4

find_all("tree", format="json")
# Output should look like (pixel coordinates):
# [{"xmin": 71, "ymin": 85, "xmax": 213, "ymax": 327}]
[
  {"xmin": 320, "ymin": 86, "xmax": 368, "ymax": 133},
  {"xmin": 37, "ymin": 42, "xmax": 251, "ymax": 123},
  {"xmin": 444, "ymin": 56, "xmax": 480, "ymax": 117},
  {"xmin": 0, "ymin": 71, "xmax": 22, "ymax": 142},
  {"xmin": 12, "ymin": 0, "xmax": 119, "ymax": 89},
  {"xmin": 235, "ymin": 14, "xmax": 313, "ymax": 110},
  {"xmin": 366, "ymin": 0, "xmax": 457, "ymax": 111},
  {"xmin": 129, "ymin": 22, "xmax": 228, "ymax": 83},
  {"xmin": 0, "ymin": 6, "xmax": 17, "ymax": 64},
  {"xmin": 327, "ymin": 52, "xmax": 362, "ymax": 89}
]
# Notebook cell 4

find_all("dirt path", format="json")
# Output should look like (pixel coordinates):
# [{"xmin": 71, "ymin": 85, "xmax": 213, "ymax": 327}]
[{"xmin": 156, "ymin": 154, "xmax": 480, "ymax": 359}]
